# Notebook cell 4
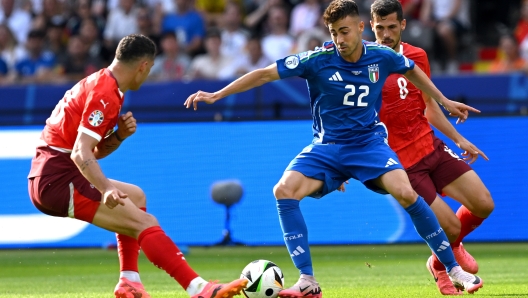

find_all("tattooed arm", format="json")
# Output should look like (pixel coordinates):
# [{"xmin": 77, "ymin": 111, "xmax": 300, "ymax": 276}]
[
  {"xmin": 71, "ymin": 131, "xmax": 114, "ymax": 194},
  {"xmin": 94, "ymin": 112, "xmax": 137, "ymax": 159},
  {"xmin": 94, "ymin": 130, "xmax": 124, "ymax": 159},
  {"xmin": 71, "ymin": 131, "xmax": 127, "ymax": 208}
]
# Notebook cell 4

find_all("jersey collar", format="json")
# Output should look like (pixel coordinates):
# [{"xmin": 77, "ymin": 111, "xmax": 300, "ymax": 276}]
[{"xmin": 104, "ymin": 68, "xmax": 124, "ymax": 98}]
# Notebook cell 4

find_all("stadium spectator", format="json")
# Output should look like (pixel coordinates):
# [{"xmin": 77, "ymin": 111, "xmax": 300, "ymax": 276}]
[
  {"xmin": 261, "ymin": 5, "xmax": 295, "ymax": 61},
  {"xmin": 187, "ymin": 27, "xmax": 234, "ymax": 80},
  {"xmin": 149, "ymin": 31, "xmax": 190, "ymax": 81},
  {"xmin": 195, "ymin": 0, "xmax": 230, "ymax": 27},
  {"xmin": 490, "ymin": 34, "xmax": 527, "ymax": 73},
  {"xmin": 161, "ymin": 0, "xmax": 206, "ymax": 56},
  {"xmin": 243, "ymin": 0, "xmax": 287, "ymax": 35},
  {"xmin": 295, "ymin": 13, "xmax": 330, "ymax": 51},
  {"xmin": 420, "ymin": 0, "xmax": 471, "ymax": 74},
  {"xmin": 136, "ymin": 5, "xmax": 161, "ymax": 53},
  {"xmin": 66, "ymin": 0, "xmax": 105, "ymax": 36},
  {"xmin": 0, "ymin": 0, "xmax": 32, "ymax": 45},
  {"xmin": 0, "ymin": 55, "xmax": 10, "ymax": 84},
  {"xmin": 27, "ymin": 0, "xmax": 43, "ymax": 15},
  {"xmin": 58, "ymin": 34, "xmax": 102, "ymax": 82},
  {"xmin": 515, "ymin": 0, "xmax": 528, "ymax": 45},
  {"xmin": 289, "ymin": 0, "xmax": 321, "ymax": 38},
  {"xmin": 79, "ymin": 18, "xmax": 107, "ymax": 63},
  {"xmin": 220, "ymin": 2, "xmax": 249, "ymax": 61},
  {"xmin": 306, "ymin": 35, "xmax": 324, "ymax": 51},
  {"xmin": 90, "ymin": 0, "xmax": 107, "ymax": 18},
  {"xmin": 103, "ymin": 0, "xmax": 139, "ymax": 54},
  {"xmin": 14, "ymin": 29, "xmax": 56, "ymax": 84},
  {"xmin": 141, "ymin": 0, "xmax": 175, "ymax": 13},
  {"xmin": 229, "ymin": 36, "xmax": 271, "ymax": 77},
  {"xmin": 516, "ymin": 0, "xmax": 528, "ymax": 62},
  {"xmin": 44, "ymin": 18, "xmax": 68, "ymax": 64},
  {"xmin": 31, "ymin": 14, "xmax": 49, "ymax": 32},
  {"xmin": 39, "ymin": 0, "xmax": 68, "ymax": 28},
  {"xmin": 0, "ymin": 23, "xmax": 25, "ymax": 72}
]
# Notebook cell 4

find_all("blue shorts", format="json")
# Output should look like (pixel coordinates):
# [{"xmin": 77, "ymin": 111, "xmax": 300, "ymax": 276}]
[{"xmin": 285, "ymin": 137, "xmax": 404, "ymax": 198}]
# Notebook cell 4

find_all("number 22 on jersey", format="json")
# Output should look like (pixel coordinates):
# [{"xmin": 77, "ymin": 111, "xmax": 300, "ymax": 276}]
[{"xmin": 343, "ymin": 84, "xmax": 369, "ymax": 107}]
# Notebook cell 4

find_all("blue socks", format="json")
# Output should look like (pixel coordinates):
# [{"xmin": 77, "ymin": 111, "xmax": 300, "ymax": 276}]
[
  {"xmin": 405, "ymin": 197, "xmax": 458, "ymax": 272},
  {"xmin": 277, "ymin": 197, "xmax": 457, "ymax": 274},
  {"xmin": 277, "ymin": 199, "xmax": 313, "ymax": 276}
]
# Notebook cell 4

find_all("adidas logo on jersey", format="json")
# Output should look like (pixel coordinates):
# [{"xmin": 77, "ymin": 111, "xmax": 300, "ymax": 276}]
[
  {"xmin": 328, "ymin": 71, "xmax": 343, "ymax": 81},
  {"xmin": 385, "ymin": 158, "xmax": 398, "ymax": 168},
  {"xmin": 437, "ymin": 241, "xmax": 451, "ymax": 252},
  {"xmin": 290, "ymin": 246, "xmax": 306, "ymax": 257}
]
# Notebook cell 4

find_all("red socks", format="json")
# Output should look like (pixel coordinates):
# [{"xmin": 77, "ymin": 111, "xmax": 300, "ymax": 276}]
[
  {"xmin": 432, "ymin": 205, "xmax": 486, "ymax": 270},
  {"xmin": 138, "ymin": 226, "xmax": 199, "ymax": 289},
  {"xmin": 116, "ymin": 207, "xmax": 146, "ymax": 272},
  {"xmin": 452, "ymin": 205, "xmax": 485, "ymax": 247}
]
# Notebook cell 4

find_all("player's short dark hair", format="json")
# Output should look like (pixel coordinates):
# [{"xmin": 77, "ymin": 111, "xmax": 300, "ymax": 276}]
[
  {"xmin": 115, "ymin": 34, "xmax": 157, "ymax": 63},
  {"xmin": 323, "ymin": 0, "xmax": 360, "ymax": 25},
  {"xmin": 370, "ymin": 0, "xmax": 403, "ymax": 22}
]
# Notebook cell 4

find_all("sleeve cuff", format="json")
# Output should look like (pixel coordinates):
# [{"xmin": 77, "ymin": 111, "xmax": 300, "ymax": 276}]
[{"xmin": 78, "ymin": 126, "xmax": 102, "ymax": 142}]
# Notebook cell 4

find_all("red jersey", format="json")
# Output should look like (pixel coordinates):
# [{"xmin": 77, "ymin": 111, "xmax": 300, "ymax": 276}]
[
  {"xmin": 29, "ymin": 69, "xmax": 124, "ymax": 177},
  {"xmin": 379, "ymin": 42, "xmax": 434, "ymax": 169}
]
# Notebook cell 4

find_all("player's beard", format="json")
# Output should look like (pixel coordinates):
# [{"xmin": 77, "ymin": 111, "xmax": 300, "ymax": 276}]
[
  {"xmin": 389, "ymin": 31, "xmax": 403, "ymax": 51},
  {"xmin": 380, "ymin": 30, "xmax": 402, "ymax": 51}
]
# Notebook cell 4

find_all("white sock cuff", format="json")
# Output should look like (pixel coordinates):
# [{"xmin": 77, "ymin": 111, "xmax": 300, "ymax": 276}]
[
  {"xmin": 186, "ymin": 276, "xmax": 208, "ymax": 296},
  {"xmin": 120, "ymin": 271, "xmax": 141, "ymax": 283}
]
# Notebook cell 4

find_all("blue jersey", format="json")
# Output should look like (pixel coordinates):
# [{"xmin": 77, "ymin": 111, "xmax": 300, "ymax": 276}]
[
  {"xmin": 276, "ymin": 40, "xmax": 415, "ymax": 144},
  {"xmin": 15, "ymin": 51, "xmax": 56, "ymax": 77}
]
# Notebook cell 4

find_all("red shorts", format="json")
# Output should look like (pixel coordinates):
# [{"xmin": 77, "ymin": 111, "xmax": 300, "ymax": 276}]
[
  {"xmin": 405, "ymin": 136, "xmax": 472, "ymax": 205},
  {"xmin": 28, "ymin": 147, "xmax": 101, "ymax": 223}
]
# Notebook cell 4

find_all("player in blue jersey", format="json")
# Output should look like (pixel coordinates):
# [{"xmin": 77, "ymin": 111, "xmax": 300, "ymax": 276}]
[{"xmin": 185, "ymin": 0, "xmax": 484, "ymax": 296}]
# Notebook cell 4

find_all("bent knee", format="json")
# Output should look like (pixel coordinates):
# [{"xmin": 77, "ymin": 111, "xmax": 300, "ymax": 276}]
[
  {"xmin": 474, "ymin": 191, "xmax": 494, "ymax": 218},
  {"xmin": 391, "ymin": 186, "xmax": 418, "ymax": 206},
  {"xmin": 273, "ymin": 182, "xmax": 294, "ymax": 200},
  {"xmin": 442, "ymin": 221, "xmax": 461, "ymax": 241},
  {"xmin": 134, "ymin": 188, "xmax": 147, "ymax": 207},
  {"xmin": 134, "ymin": 213, "xmax": 159, "ymax": 235}
]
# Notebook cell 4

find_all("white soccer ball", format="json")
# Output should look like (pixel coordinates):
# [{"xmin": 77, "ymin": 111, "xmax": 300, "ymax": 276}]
[{"xmin": 240, "ymin": 259, "xmax": 285, "ymax": 298}]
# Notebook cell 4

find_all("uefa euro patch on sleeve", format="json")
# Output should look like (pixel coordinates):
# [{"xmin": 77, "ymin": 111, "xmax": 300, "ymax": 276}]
[
  {"xmin": 285, "ymin": 55, "xmax": 299, "ymax": 69},
  {"xmin": 88, "ymin": 110, "xmax": 104, "ymax": 127}
]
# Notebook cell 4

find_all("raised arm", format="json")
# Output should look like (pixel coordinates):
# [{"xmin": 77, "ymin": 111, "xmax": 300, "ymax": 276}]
[
  {"xmin": 424, "ymin": 94, "xmax": 488, "ymax": 163},
  {"xmin": 404, "ymin": 65, "xmax": 480, "ymax": 123},
  {"xmin": 184, "ymin": 63, "xmax": 280, "ymax": 110}
]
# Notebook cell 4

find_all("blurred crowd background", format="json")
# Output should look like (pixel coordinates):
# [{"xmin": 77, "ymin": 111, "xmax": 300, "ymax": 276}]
[{"xmin": 0, "ymin": 0, "xmax": 524, "ymax": 85}]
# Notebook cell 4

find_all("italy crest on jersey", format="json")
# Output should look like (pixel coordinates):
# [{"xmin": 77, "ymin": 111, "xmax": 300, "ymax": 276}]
[
  {"xmin": 368, "ymin": 64, "xmax": 379, "ymax": 83},
  {"xmin": 88, "ymin": 110, "xmax": 104, "ymax": 127}
]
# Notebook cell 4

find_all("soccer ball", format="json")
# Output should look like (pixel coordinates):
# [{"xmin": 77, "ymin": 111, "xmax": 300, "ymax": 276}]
[{"xmin": 240, "ymin": 259, "xmax": 285, "ymax": 298}]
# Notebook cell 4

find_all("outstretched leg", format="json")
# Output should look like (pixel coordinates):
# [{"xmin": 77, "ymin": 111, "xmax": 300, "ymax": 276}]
[{"xmin": 92, "ymin": 194, "xmax": 247, "ymax": 298}]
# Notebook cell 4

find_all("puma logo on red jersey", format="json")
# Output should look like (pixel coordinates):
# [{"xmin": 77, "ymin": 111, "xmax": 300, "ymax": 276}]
[{"xmin": 100, "ymin": 99, "xmax": 109, "ymax": 109}]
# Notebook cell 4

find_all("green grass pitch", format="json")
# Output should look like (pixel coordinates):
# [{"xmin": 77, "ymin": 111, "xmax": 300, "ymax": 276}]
[{"xmin": 0, "ymin": 243, "xmax": 527, "ymax": 297}]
